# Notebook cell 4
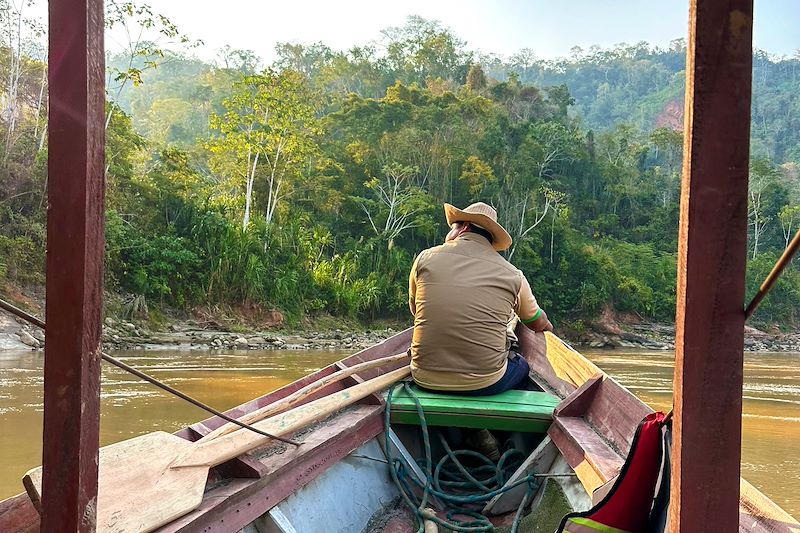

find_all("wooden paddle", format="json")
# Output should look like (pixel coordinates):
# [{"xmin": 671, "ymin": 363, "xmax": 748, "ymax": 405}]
[
  {"xmin": 23, "ymin": 365, "xmax": 410, "ymax": 533},
  {"xmin": 201, "ymin": 352, "xmax": 409, "ymax": 441}
]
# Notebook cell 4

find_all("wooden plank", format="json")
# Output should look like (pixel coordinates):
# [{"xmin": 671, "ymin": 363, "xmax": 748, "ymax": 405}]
[
  {"xmin": 178, "ymin": 367, "xmax": 408, "ymax": 469},
  {"xmin": 389, "ymin": 388, "xmax": 559, "ymax": 419},
  {"xmin": 203, "ymin": 354, "xmax": 408, "ymax": 440},
  {"xmin": 184, "ymin": 366, "xmax": 340, "ymax": 439},
  {"xmin": 24, "ymin": 367, "xmax": 410, "ymax": 533},
  {"xmin": 584, "ymin": 377, "xmax": 652, "ymax": 453},
  {"xmin": 738, "ymin": 479, "xmax": 800, "ymax": 532},
  {"xmin": 483, "ymin": 436, "xmax": 559, "ymax": 515},
  {"xmin": 553, "ymin": 374, "xmax": 603, "ymax": 418},
  {"xmin": 395, "ymin": 387, "xmax": 558, "ymax": 408},
  {"xmin": 334, "ymin": 362, "xmax": 385, "ymax": 406},
  {"xmin": 182, "ymin": 329, "xmax": 412, "ymax": 440},
  {"xmin": 672, "ymin": 2, "xmax": 753, "ymax": 531},
  {"xmin": 43, "ymin": 0, "xmax": 105, "ymax": 530},
  {"xmin": 159, "ymin": 405, "xmax": 386, "ymax": 533},
  {"xmin": 390, "ymin": 411, "xmax": 552, "ymax": 433},
  {"xmin": 0, "ymin": 493, "xmax": 39, "ymax": 533},
  {"xmin": 548, "ymin": 417, "xmax": 624, "ymax": 495},
  {"xmin": 519, "ymin": 330, "xmax": 602, "ymax": 399}
]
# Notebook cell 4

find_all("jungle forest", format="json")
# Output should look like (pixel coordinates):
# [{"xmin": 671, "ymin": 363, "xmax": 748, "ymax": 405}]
[{"xmin": 1, "ymin": 5, "xmax": 799, "ymax": 327}]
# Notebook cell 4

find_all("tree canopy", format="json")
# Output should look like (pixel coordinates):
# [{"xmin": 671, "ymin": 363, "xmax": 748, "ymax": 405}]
[{"xmin": 2, "ymin": 11, "xmax": 799, "ymax": 326}]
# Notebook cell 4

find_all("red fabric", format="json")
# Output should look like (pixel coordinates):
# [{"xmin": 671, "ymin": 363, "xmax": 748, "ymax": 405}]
[{"xmin": 586, "ymin": 412, "xmax": 666, "ymax": 532}]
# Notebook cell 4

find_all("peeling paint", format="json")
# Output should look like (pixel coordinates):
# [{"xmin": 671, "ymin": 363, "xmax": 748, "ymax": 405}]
[{"xmin": 81, "ymin": 495, "xmax": 97, "ymax": 529}]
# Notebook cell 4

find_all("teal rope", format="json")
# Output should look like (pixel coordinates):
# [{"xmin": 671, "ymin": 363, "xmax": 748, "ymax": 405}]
[{"xmin": 384, "ymin": 382, "xmax": 542, "ymax": 533}]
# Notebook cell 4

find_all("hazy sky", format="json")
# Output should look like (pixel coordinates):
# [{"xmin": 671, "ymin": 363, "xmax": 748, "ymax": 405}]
[{"xmin": 119, "ymin": 0, "xmax": 800, "ymax": 64}]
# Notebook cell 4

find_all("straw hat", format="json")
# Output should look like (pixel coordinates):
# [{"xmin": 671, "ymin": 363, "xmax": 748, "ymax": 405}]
[{"xmin": 444, "ymin": 202, "xmax": 512, "ymax": 251}]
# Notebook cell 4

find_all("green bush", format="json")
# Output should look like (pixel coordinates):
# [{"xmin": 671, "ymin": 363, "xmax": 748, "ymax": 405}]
[
  {"xmin": 746, "ymin": 252, "xmax": 800, "ymax": 324},
  {"xmin": 117, "ymin": 235, "xmax": 202, "ymax": 306},
  {"xmin": 0, "ymin": 234, "xmax": 45, "ymax": 285}
]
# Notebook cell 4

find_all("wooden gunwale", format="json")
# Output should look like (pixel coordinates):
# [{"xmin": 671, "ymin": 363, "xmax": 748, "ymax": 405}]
[
  {"xmin": 1, "ymin": 327, "xmax": 797, "ymax": 532},
  {"xmin": 516, "ymin": 327, "xmax": 800, "ymax": 531}
]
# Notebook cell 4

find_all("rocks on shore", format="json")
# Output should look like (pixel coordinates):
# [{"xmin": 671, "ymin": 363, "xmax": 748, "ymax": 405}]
[
  {"xmin": 97, "ymin": 323, "xmax": 400, "ymax": 352},
  {"xmin": 18, "ymin": 330, "xmax": 40, "ymax": 348},
  {"xmin": 574, "ymin": 321, "xmax": 800, "ymax": 352},
  {"xmin": 3, "ymin": 303, "xmax": 800, "ymax": 353}
]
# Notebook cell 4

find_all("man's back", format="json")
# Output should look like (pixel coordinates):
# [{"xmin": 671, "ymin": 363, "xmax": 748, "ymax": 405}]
[{"xmin": 409, "ymin": 232, "xmax": 522, "ymax": 391}]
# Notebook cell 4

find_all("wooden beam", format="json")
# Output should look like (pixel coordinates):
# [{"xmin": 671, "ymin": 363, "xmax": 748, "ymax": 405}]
[
  {"xmin": 42, "ymin": 0, "xmax": 105, "ymax": 530},
  {"xmin": 671, "ymin": 1, "xmax": 753, "ymax": 532}
]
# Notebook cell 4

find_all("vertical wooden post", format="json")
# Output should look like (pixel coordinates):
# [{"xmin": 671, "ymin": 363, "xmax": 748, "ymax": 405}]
[
  {"xmin": 42, "ymin": 0, "xmax": 105, "ymax": 530},
  {"xmin": 671, "ymin": 1, "xmax": 753, "ymax": 532}
]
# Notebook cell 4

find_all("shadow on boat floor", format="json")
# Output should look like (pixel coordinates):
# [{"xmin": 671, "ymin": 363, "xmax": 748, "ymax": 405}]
[{"xmin": 361, "ymin": 479, "xmax": 573, "ymax": 532}]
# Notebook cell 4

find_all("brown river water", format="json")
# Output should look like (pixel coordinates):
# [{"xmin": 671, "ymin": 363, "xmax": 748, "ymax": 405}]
[{"xmin": 0, "ymin": 347, "xmax": 798, "ymax": 517}]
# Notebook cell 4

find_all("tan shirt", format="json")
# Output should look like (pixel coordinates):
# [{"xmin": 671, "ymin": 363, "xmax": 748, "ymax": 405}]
[{"xmin": 408, "ymin": 233, "xmax": 540, "ymax": 391}]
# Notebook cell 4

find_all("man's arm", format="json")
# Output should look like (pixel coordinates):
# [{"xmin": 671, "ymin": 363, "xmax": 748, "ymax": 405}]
[
  {"xmin": 522, "ymin": 308, "xmax": 554, "ymax": 332},
  {"xmin": 516, "ymin": 274, "xmax": 554, "ymax": 332},
  {"xmin": 408, "ymin": 253, "xmax": 420, "ymax": 315}
]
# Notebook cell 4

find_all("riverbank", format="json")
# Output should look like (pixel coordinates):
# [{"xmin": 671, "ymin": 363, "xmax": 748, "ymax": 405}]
[
  {"xmin": 2, "ymin": 285, "xmax": 799, "ymax": 353},
  {"xmin": 0, "ymin": 310, "xmax": 400, "ymax": 352},
  {"xmin": 4, "ymin": 308, "xmax": 800, "ymax": 353}
]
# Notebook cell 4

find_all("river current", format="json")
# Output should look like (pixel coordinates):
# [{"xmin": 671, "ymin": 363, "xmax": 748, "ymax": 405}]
[{"xmin": 0, "ymin": 347, "xmax": 797, "ymax": 516}]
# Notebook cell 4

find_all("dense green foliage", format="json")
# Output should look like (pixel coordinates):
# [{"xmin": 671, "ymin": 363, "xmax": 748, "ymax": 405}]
[{"xmin": 2, "ymin": 11, "xmax": 799, "ymax": 326}]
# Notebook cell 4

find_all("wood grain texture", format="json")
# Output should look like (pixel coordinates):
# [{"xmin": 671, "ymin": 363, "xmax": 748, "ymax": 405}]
[
  {"xmin": 584, "ymin": 378, "xmax": 651, "ymax": 453},
  {"xmin": 553, "ymin": 374, "xmax": 603, "ymax": 418},
  {"xmin": 0, "ymin": 493, "xmax": 39, "ymax": 533},
  {"xmin": 23, "ymin": 367, "xmax": 409, "ymax": 533},
  {"xmin": 519, "ymin": 330, "xmax": 601, "ymax": 398},
  {"xmin": 159, "ymin": 405, "xmax": 385, "ymax": 533},
  {"xmin": 548, "ymin": 417, "xmax": 624, "ymax": 494},
  {"xmin": 201, "ymin": 353, "xmax": 409, "ymax": 440},
  {"xmin": 182, "ymin": 328, "xmax": 412, "ymax": 440},
  {"xmin": 179, "ymin": 366, "xmax": 410, "ymax": 469},
  {"xmin": 26, "ymin": 432, "xmax": 202, "ymax": 533},
  {"xmin": 43, "ymin": 0, "xmax": 105, "ymax": 530},
  {"xmin": 738, "ymin": 480, "xmax": 800, "ymax": 532},
  {"xmin": 672, "ymin": 2, "xmax": 753, "ymax": 531}
]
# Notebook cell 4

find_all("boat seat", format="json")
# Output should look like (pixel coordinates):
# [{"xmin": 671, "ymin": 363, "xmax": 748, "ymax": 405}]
[{"xmin": 388, "ymin": 385, "xmax": 559, "ymax": 433}]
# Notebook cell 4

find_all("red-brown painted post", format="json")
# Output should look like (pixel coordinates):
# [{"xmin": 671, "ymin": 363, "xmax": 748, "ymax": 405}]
[
  {"xmin": 671, "ymin": 1, "xmax": 753, "ymax": 531},
  {"xmin": 42, "ymin": 0, "xmax": 105, "ymax": 530}
]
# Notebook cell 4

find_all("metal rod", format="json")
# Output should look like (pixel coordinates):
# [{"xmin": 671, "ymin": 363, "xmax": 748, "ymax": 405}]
[
  {"xmin": 744, "ymin": 227, "xmax": 800, "ymax": 320},
  {"xmin": 0, "ymin": 298, "xmax": 300, "ymax": 446},
  {"xmin": 0, "ymin": 298, "xmax": 45, "ymax": 328}
]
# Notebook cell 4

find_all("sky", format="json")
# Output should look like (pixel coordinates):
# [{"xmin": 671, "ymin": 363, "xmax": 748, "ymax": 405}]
[{"xmin": 107, "ymin": 0, "xmax": 800, "ymax": 64}]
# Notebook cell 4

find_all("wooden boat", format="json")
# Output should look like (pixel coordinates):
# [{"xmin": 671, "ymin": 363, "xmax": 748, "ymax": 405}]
[{"xmin": 1, "ymin": 327, "xmax": 798, "ymax": 532}]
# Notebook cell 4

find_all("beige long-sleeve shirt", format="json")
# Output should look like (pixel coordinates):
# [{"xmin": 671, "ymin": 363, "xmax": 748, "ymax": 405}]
[{"xmin": 408, "ymin": 232, "xmax": 540, "ymax": 391}]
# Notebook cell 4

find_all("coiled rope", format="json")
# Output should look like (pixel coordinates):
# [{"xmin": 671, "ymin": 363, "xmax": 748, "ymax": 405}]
[{"xmin": 384, "ymin": 381, "xmax": 548, "ymax": 533}]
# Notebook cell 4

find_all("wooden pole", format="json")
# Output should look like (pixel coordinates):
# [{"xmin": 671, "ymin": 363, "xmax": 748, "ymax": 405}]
[
  {"xmin": 42, "ymin": 0, "xmax": 105, "ymax": 530},
  {"xmin": 745, "ymin": 227, "xmax": 800, "ymax": 319},
  {"xmin": 671, "ymin": 1, "xmax": 753, "ymax": 532}
]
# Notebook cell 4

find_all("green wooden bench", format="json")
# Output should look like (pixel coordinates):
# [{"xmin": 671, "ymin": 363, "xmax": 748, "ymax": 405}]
[{"xmin": 388, "ymin": 385, "xmax": 559, "ymax": 433}]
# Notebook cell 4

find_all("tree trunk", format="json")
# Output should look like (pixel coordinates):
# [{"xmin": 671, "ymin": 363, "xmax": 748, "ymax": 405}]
[{"xmin": 243, "ymin": 149, "xmax": 258, "ymax": 230}]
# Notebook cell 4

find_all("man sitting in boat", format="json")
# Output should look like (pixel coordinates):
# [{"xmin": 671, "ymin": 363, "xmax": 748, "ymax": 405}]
[{"xmin": 408, "ymin": 201, "xmax": 553, "ymax": 396}]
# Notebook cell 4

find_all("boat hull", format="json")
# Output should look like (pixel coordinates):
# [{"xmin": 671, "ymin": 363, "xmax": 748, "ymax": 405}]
[{"xmin": 1, "ymin": 328, "xmax": 797, "ymax": 532}]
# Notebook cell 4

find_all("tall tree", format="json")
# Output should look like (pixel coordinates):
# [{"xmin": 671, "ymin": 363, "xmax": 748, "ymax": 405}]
[
  {"xmin": 104, "ymin": 0, "xmax": 196, "ymax": 129},
  {"xmin": 748, "ymin": 157, "xmax": 780, "ymax": 258},
  {"xmin": 209, "ymin": 69, "xmax": 322, "ymax": 229}
]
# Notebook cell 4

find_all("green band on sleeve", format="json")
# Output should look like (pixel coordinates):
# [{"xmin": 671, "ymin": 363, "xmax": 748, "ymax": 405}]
[{"xmin": 521, "ymin": 308, "xmax": 542, "ymax": 324}]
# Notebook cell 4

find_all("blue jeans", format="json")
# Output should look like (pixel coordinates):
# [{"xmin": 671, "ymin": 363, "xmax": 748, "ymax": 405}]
[
  {"xmin": 415, "ymin": 352, "xmax": 531, "ymax": 396},
  {"xmin": 455, "ymin": 352, "xmax": 530, "ymax": 396}
]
